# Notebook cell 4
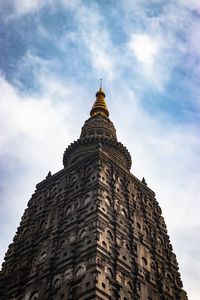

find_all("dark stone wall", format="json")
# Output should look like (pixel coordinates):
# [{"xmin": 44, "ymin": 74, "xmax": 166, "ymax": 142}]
[{"xmin": 0, "ymin": 114, "xmax": 188, "ymax": 300}]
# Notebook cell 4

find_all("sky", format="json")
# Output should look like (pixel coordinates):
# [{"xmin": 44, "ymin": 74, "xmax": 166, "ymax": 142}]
[{"xmin": 0, "ymin": 0, "xmax": 200, "ymax": 298}]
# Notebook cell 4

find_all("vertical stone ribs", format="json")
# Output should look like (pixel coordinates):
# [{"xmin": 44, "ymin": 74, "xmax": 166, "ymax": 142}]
[
  {"xmin": 0, "ymin": 144, "xmax": 187, "ymax": 300},
  {"xmin": 94, "ymin": 155, "xmax": 187, "ymax": 300},
  {"xmin": 0, "ymin": 90, "xmax": 188, "ymax": 299}
]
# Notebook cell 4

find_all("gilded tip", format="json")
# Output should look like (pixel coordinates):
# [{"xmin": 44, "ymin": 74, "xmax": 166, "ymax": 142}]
[
  {"xmin": 97, "ymin": 78, "xmax": 105, "ymax": 96},
  {"xmin": 100, "ymin": 78, "xmax": 102, "ymax": 90},
  {"xmin": 90, "ymin": 80, "xmax": 109, "ymax": 118}
]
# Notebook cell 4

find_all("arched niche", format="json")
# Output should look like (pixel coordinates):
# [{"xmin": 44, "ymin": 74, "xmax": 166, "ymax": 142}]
[
  {"xmin": 23, "ymin": 229, "xmax": 30, "ymax": 239},
  {"xmin": 40, "ymin": 252, "xmax": 47, "ymax": 260},
  {"xmin": 142, "ymin": 257, "xmax": 148, "ymax": 266},
  {"xmin": 107, "ymin": 230, "xmax": 113, "ymax": 241},
  {"xmin": 53, "ymin": 275, "xmax": 62, "ymax": 288},
  {"xmin": 150, "ymin": 261, "xmax": 156, "ymax": 270},
  {"xmin": 102, "ymin": 241, "xmax": 107, "ymax": 248},
  {"xmin": 86, "ymin": 166, "xmax": 93, "ymax": 175},
  {"xmin": 65, "ymin": 268, "xmax": 73, "ymax": 280},
  {"xmin": 107, "ymin": 267, "xmax": 113, "ymax": 278},
  {"xmin": 79, "ymin": 230, "xmax": 87, "ymax": 239},
  {"xmin": 30, "ymin": 291, "xmax": 39, "ymax": 300},
  {"xmin": 127, "ymin": 281, "xmax": 133, "ymax": 291},
  {"xmin": 156, "ymin": 236, "xmax": 163, "ymax": 245},
  {"xmin": 65, "ymin": 206, "xmax": 72, "ymax": 216},
  {"xmin": 105, "ymin": 196, "xmax": 111, "ymax": 206},
  {"xmin": 121, "ymin": 209, "xmax": 127, "ymax": 218},
  {"xmin": 69, "ymin": 233, "xmax": 76, "ymax": 242},
  {"xmin": 51, "ymin": 186, "xmax": 57, "ymax": 197},
  {"xmin": 83, "ymin": 195, "xmax": 91, "ymax": 206},
  {"xmin": 50, "ymin": 218, "xmax": 55, "ymax": 227},
  {"xmin": 75, "ymin": 265, "xmax": 85, "ymax": 278},
  {"xmin": 70, "ymin": 175, "xmax": 78, "ymax": 186}
]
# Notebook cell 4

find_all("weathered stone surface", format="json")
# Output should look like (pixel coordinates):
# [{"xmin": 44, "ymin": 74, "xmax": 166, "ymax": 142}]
[{"xmin": 0, "ymin": 95, "xmax": 187, "ymax": 300}]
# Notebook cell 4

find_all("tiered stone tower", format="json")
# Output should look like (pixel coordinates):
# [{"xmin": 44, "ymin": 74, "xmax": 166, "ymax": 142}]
[{"xmin": 0, "ymin": 85, "xmax": 188, "ymax": 300}]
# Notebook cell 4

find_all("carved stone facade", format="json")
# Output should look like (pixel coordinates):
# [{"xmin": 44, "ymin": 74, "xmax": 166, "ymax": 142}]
[{"xmin": 0, "ymin": 88, "xmax": 187, "ymax": 300}]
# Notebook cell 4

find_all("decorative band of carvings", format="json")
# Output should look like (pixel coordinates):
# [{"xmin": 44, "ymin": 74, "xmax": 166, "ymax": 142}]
[{"xmin": 63, "ymin": 136, "xmax": 132, "ymax": 170}]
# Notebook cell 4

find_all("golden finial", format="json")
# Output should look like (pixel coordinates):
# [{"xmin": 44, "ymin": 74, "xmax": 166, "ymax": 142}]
[
  {"xmin": 100, "ymin": 78, "xmax": 102, "ymax": 89},
  {"xmin": 90, "ymin": 80, "xmax": 109, "ymax": 118}
]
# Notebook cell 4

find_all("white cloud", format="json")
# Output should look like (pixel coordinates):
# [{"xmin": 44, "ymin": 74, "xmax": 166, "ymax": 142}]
[
  {"xmin": 0, "ymin": 71, "xmax": 89, "ymax": 162},
  {"xmin": 3, "ymin": 0, "xmax": 51, "ymax": 17},
  {"xmin": 112, "ymin": 85, "xmax": 200, "ymax": 300},
  {"xmin": 129, "ymin": 33, "xmax": 159, "ymax": 64},
  {"xmin": 121, "ymin": 0, "xmax": 200, "ymax": 95},
  {"xmin": 71, "ymin": 4, "xmax": 116, "ymax": 80},
  {"xmin": 2, "ymin": 0, "xmax": 81, "ymax": 19},
  {"xmin": 179, "ymin": 0, "xmax": 200, "ymax": 12},
  {"xmin": 126, "ymin": 32, "xmax": 171, "ymax": 92},
  {"xmin": 0, "ymin": 74, "xmax": 89, "ymax": 266},
  {"xmin": 1, "ymin": 0, "xmax": 200, "ymax": 298},
  {"xmin": 15, "ymin": 0, "xmax": 46, "ymax": 14},
  {"xmin": 1, "ymin": 75, "xmax": 200, "ymax": 299}
]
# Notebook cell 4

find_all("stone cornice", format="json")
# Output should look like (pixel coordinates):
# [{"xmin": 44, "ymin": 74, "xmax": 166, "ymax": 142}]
[{"xmin": 63, "ymin": 136, "xmax": 132, "ymax": 170}]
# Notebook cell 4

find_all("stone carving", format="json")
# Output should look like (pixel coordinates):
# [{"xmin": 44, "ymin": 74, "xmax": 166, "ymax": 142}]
[{"xmin": 0, "ymin": 89, "xmax": 187, "ymax": 300}]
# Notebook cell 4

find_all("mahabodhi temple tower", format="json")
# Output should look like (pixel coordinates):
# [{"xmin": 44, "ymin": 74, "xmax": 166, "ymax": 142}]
[{"xmin": 0, "ymin": 85, "xmax": 188, "ymax": 300}]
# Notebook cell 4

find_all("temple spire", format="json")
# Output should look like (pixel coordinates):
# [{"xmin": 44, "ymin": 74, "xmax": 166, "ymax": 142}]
[
  {"xmin": 90, "ymin": 80, "xmax": 109, "ymax": 118},
  {"xmin": 100, "ymin": 78, "xmax": 102, "ymax": 89}
]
